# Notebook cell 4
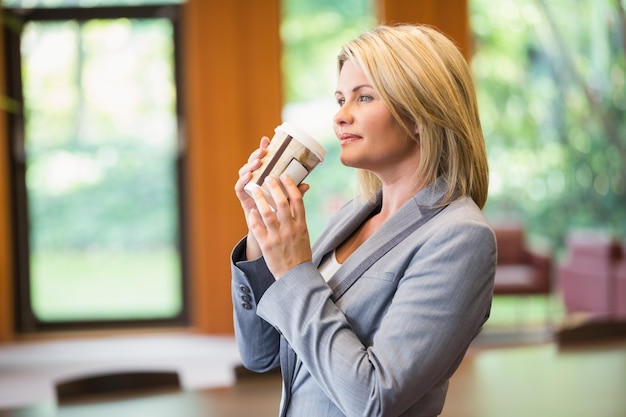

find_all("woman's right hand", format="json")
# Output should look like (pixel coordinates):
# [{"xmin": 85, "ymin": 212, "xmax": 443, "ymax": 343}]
[{"xmin": 235, "ymin": 136, "xmax": 271, "ymax": 259}]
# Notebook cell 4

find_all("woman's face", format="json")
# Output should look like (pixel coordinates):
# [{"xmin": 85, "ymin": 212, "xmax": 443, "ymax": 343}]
[{"xmin": 333, "ymin": 60, "xmax": 420, "ymax": 183}]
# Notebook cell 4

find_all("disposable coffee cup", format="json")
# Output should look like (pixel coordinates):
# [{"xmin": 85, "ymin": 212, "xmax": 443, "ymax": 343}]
[{"xmin": 244, "ymin": 122, "xmax": 325, "ymax": 208}]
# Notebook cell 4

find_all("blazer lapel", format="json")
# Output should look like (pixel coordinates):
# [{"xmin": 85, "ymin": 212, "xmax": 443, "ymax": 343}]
[
  {"xmin": 325, "ymin": 181, "xmax": 448, "ymax": 301},
  {"xmin": 311, "ymin": 197, "xmax": 381, "ymax": 266}
]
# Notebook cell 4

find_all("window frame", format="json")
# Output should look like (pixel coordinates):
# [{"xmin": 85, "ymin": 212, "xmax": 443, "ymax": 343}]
[{"xmin": 4, "ymin": 4, "xmax": 190, "ymax": 332}]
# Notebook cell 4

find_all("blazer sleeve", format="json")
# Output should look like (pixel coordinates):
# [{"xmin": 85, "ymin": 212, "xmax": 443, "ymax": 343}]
[
  {"xmin": 255, "ymin": 215, "xmax": 496, "ymax": 417},
  {"xmin": 231, "ymin": 237, "xmax": 281, "ymax": 372}
]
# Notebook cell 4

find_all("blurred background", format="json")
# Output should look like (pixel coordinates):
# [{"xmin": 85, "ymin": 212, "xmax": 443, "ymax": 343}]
[
  {"xmin": 0, "ymin": 0, "xmax": 625, "ymax": 415},
  {"xmin": 2, "ymin": 0, "xmax": 624, "ymax": 333}
]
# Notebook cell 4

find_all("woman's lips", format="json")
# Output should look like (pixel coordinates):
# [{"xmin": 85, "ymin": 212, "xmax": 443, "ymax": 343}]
[{"xmin": 338, "ymin": 132, "xmax": 361, "ymax": 144}]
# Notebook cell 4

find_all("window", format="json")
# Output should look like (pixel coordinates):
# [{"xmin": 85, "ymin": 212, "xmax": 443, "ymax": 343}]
[
  {"xmin": 4, "ymin": 4, "xmax": 188, "ymax": 330},
  {"xmin": 280, "ymin": 0, "xmax": 375, "ymax": 241}
]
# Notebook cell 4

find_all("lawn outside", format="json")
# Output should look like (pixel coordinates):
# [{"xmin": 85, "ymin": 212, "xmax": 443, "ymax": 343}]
[{"xmin": 29, "ymin": 247, "xmax": 182, "ymax": 321}]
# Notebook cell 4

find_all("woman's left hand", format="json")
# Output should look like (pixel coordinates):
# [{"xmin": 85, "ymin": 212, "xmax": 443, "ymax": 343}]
[{"xmin": 246, "ymin": 174, "xmax": 312, "ymax": 279}]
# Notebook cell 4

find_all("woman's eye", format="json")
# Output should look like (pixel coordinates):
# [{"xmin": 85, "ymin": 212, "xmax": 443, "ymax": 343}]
[
  {"xmin": 337, "ymin": 98, "xmax": 346, "ymax": 106},
  {"xmin": 358, "ymin": 95, "xmax": 373, "ymax": 102}
]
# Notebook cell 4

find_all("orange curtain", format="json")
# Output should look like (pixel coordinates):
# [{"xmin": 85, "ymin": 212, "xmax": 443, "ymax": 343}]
[
  {"xmin": 183, "ymin": 0, "xmax": 283, "ymax": 334},
  {"xmin": 376, "ymin": 0, "xmax": 470, "ymax": 59}
]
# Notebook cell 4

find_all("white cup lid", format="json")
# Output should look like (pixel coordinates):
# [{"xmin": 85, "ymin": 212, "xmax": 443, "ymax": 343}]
[{"xmin": 275, "ymin": 122, "xmax": 325, "ymax": 162}]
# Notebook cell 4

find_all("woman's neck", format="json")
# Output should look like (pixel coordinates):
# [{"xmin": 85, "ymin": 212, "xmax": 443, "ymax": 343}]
[{"xmin": 377, "ymin": 180, "xmax": 423, "ymax": 222}]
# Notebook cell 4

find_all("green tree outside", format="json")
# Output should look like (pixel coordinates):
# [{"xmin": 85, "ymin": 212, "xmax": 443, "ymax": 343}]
[{"xmin": 472, "ymin": 0, "xmax": 626, "ymax": 254}]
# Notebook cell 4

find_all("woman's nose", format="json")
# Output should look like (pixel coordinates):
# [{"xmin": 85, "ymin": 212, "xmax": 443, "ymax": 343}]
[{"xmin": 333, "ymin": 103, "xmax": 353, "ymax": 127}]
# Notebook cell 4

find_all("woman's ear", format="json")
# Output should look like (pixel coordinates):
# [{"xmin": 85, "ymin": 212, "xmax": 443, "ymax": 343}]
[{"xmin": 414, "ymin": 123, "xmax": 420, "ymax": 135}]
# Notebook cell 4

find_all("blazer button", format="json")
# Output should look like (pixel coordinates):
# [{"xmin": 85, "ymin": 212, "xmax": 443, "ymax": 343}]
[
  {"xmin": 239, "ymin": 285, "xmax": 251, "ymax": 294},
  {"xmin": 242, "ymin": 302, "xmax": 252, "ymax": 310},
  {"xmin": 241, "ymin": 294, "xmax": 251, "ymax": 302}
]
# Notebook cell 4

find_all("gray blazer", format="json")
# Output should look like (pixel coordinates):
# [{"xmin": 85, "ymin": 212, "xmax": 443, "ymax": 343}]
[{"xmin": 231, "ymin": 179, "xmax": 496, "ymax": 417}]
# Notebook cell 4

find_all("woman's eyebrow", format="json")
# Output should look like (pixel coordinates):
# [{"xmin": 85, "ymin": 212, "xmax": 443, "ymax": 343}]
[{"xmin": 334, "ymin": 84, "xmax": 373, "ymax": 95}]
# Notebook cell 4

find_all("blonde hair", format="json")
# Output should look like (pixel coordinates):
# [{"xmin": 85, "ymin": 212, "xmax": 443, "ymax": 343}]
[{"xmin": 338, "ymin": 24, "xmax": 489, "ymax": 208}]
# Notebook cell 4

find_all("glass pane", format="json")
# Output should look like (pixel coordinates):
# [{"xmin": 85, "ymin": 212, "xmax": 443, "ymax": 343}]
[
  {"xmin": 21, "ymin": 17, "xmax": 182, "ymax": 321},
  {"xmin": 280, "ymin": 0, "xmax": 375, "ymax": 242}
]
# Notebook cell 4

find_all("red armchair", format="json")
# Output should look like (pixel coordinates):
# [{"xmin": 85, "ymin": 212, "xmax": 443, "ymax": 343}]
[
  {"xmin": 492, "ymin": 225, "xmax": 552, "ymax": 296},
  {"xmin": 558, "ymin": 235, "xmax": 626, "ymax": 320}
]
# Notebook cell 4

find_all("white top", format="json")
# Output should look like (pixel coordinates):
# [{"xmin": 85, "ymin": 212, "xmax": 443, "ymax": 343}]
[{"xmin": 318, "ymin": 250, "xmax": 342, "ymax": 282}]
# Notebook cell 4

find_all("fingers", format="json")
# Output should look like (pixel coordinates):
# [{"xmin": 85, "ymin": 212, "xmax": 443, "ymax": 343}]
[
  {"xmin": 265, "ymin": 177, "xmax": 293, "ymax": 223},
  {"xmin": 239, "ymin": 152, "xmax": 263, "ymax": 177},
  {"xmin": 246, "ymin": 136, "xmax": 270, "ymax": 163},
  {"xmin": 259, "ymin": 135, "xmax": 271, "ymax": 149},
  {"xmin": 234, "ymin": 172, "xmax": 253, "ymax": 201},
  {"xmin": 239, "ymin": 136, "xmax": 270, "ymax": 175},
  {"xmin": 247, "ymin": 174, "xmax": 312, "ymax": 279},
  {"xmin": 280, "ymin": 175, "xmax": 306, "ymax": 219},
  {"xmin": 246, "ymin": 186, "xmax": 274, "ymax": 241},
  {"xmin": 235, "ymin": 136, "xmax": 271, "ymax": 195},
  {"xmin": 298, "ymin": 183, "xmax": 310, "ymax": 197},
  {"xmin": 264, "ymin": 175, "xmax": 306, "ymax": 222},
  {"xmin": 247, "ymin": 176, "xmax": 292, "ymax": 228}
]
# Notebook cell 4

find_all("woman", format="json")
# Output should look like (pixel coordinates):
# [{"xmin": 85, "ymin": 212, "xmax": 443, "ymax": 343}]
[{"xmin": 231, "ymin": 24, "xmax": 496, "ymax": 417}]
